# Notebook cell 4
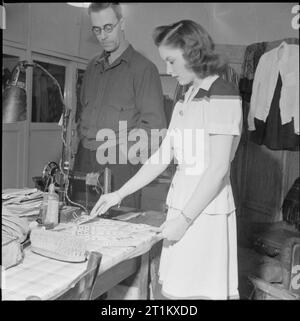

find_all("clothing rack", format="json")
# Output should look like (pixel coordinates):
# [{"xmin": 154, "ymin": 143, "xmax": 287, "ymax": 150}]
[{"xmin": 236, "ymin": 36, "xmax": 299, "ymax": 223}]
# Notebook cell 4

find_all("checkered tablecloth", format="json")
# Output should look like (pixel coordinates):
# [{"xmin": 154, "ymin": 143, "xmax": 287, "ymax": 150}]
[{"xmin": 2, "ymin": 219, "xmax": 160, "ymax": 300}]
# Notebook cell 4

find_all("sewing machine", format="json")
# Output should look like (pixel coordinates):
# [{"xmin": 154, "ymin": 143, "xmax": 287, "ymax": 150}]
[{"xmin": 33, "ymin": 162, "xmax": 112, "ymax": 220}]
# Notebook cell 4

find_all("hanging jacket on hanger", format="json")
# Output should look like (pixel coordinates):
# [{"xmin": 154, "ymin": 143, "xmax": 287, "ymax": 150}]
[
  {"xmin": 247, "ymin": 41, "xmax": 299, "ymax": 150},
  {"xmin": 239, "ymin": 42, "xmax": 267, "ymax": 103},
  {"xmin": 238, "ymin": 42, "xmax": 267, "ymax": 143}
]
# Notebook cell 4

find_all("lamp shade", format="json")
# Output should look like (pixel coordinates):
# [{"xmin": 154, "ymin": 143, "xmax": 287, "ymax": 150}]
[{"xmin": 2, "ymin": 64, "xmax": 27, "ymax": 123}]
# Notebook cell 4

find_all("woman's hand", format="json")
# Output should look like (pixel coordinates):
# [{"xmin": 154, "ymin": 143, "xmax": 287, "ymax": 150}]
[
  {"xmin": 90, "ymin": 191, "xmax": 122, "ymax": 217},
  {"xmin": 156, "ymin": 215, "xmax": 190, "ymax": 242}
]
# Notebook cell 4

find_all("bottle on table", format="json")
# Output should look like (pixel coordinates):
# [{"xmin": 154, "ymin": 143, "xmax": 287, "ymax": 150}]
[{"xmin": 44, "ymin": 182, "xmax": 59, "ymax": 228}]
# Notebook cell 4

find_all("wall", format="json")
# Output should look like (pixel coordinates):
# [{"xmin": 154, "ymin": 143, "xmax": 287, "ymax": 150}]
[
  {"xmin": 123, "ymin": 3, "xmax": 299, "ymax": 72},
  {"xmin": 3, "ymin": 3, "xmax": 29, "ymax": 47},
  {"xmin": 3, "ymin": 3, "xmax": 99, "ymax": 60},
  {"xmin": 4, "ymin": 3, "xmax": 298, "ymax": 67}
]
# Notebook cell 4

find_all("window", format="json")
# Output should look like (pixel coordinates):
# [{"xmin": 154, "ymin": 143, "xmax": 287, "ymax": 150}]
[{"xmin": 31, "ymin": 60, "xmax": 66, "ymax": 122}]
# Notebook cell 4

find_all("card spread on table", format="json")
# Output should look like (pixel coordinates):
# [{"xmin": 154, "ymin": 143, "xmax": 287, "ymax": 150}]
[{"xmin": 61, "ymin": 218, "xmax": 156, "ymax": 248}]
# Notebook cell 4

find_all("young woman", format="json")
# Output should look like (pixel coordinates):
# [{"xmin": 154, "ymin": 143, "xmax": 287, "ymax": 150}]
[{"xmin": 91, "ymin": 20, "xmax": 242, "ymax": 300}]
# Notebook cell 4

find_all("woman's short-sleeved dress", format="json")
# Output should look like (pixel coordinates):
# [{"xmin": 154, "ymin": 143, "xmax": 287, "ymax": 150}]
[{"xmin": 158, "ymin": 75, "xmax": 242, "ymax": 300}]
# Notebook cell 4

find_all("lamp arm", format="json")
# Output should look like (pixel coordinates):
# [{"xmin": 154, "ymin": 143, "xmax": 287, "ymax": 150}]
[{"xmin": 33, "ymin": 62, "xmax": 66, "ymax": 110}]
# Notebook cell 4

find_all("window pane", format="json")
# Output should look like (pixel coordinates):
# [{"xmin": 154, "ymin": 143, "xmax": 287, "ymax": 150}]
[
  {"xmin": 32, "ymin": 60, "xmax": 65, "ymax": 122},
  {"xmin": 75, "ymin": 68, "xmax": 85, "ymax": 123}
]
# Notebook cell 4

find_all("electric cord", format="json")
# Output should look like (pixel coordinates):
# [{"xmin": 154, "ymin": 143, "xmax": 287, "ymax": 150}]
[
  {"xmin": 59, "ymin": 159, "xmax": 89, "ymax": 215},
  {"xmin": 96, "ymin": 172, "xmax": 104, "ymax": 195}
]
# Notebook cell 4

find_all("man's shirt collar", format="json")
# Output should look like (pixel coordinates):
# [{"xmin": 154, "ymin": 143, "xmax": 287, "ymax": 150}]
[{"xmin": 94, "ymin": 43, "xmax": 134, "ymax": 66}]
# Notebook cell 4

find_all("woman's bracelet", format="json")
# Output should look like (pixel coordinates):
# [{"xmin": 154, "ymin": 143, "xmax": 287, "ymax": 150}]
[
  {"xmin": 180, "ymin": 210, "xmax": 193, "ymax": 225},
  {"xmin": 168, "ymin": 205, "xmax": 193, "ymax": 225}
]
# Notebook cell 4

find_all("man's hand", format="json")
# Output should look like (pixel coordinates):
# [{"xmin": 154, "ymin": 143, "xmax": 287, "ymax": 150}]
[{"xmin": 90, "ymin": 191, "xmax": 122, "ymax": 217}]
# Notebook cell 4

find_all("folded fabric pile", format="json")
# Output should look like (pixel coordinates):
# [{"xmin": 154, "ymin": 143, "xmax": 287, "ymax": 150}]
[
  {"xmin": 2, "ymin": 207, "xmax": 30, "ymax": 269},
  {"xmin": 2, "ymin": 188, "xmax": 43, "ymax": 217}
]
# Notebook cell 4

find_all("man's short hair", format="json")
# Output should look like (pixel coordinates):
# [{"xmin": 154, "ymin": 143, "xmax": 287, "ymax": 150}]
[{"xmin": 88, "ymin": 3, "xmax": 122, "ymax": 20}]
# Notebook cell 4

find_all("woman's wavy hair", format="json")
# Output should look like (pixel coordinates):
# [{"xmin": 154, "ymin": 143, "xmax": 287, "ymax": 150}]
[{"xmin": 153, "ymin": 20, "xmax": 227, "ymax": 78}]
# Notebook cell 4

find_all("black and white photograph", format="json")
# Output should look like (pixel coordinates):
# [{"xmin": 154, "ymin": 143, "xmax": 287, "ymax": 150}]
[{"xmin": 1, "ymin": 1, "xmax": 299, "ymax": 308}]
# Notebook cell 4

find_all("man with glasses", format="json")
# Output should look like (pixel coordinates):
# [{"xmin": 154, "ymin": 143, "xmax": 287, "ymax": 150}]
[{"xmin": 74, "ymin": 3, "xmax": 166, "ymax": 210}]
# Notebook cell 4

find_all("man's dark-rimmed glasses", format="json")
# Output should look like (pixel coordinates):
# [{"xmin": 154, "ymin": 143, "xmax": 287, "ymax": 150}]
[{"xmin": 92, "ymin": 20, "xmax": 120, "ymax": 36}]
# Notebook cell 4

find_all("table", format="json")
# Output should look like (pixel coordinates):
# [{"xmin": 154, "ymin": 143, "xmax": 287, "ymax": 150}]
[{"xmin": 2, "ymin": 211, "xmax": 166, "ymax": 300}]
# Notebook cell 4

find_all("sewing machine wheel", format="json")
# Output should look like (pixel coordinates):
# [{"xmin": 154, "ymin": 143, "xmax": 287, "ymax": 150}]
[{"xmin": 42, "ymin": 161, "xmax": 60, "ymax": 186}]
